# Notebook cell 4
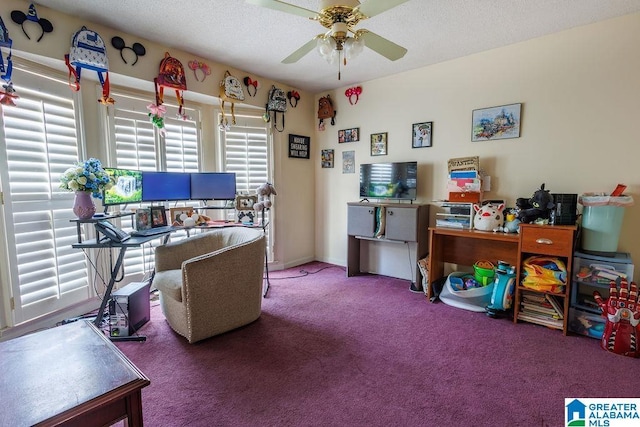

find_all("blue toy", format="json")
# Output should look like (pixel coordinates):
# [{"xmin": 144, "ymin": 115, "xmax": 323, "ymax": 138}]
[{"xmin": 486, "ymin": 261, "xmax": 517, "ymax": 318}]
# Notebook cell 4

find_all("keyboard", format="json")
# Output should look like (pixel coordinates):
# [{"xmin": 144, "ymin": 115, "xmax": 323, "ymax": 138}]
[{"xmin": 131, "ymin": 225, "xmax": 175, "ymax": 237}]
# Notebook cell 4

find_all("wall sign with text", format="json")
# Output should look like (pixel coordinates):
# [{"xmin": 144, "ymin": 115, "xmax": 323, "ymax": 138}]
[{"xmin": 288, "ymin": 134, "xmax": 310, "ymax": 159}]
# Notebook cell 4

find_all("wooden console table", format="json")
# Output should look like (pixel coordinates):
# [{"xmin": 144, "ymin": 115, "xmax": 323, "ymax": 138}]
[
  {"xmin": 426, "ymin": 227, "xmax": 520, "ymax": 300},
  {"xmin": 0, "ymin": 320, "xmax": 150, "ymax": 426}
]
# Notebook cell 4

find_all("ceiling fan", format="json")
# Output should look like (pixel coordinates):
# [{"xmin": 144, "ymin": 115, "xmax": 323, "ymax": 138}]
[{"xmin": 246, "ymin": 0, "xmax": 409, "ymax": 77}]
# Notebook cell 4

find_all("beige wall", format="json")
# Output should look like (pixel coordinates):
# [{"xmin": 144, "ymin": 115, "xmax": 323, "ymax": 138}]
[
  {"xmin": 314, "ymin": 13, "xmax": 640, "ymax": 282},
  {"xmin": 3, "ymin": 0, "xmax": 317, "ymax": 270}
]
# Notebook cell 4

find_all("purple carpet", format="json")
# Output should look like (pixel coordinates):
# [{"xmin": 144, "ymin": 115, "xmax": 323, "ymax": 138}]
[{"xmin": 116, "ymin": 262, "xmax": 640, "ymax": 426}]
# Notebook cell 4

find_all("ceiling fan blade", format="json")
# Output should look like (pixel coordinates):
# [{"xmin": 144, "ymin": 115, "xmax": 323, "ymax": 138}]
[
  {"xmin": 355, "ymin": 0, "xmax": 411, "ymax": 18},
  {"xmin": 360, "ymin": 30, "xmax": 407, "ymax": 61},
  {"xmin": 282, "ymin": 37, "xmax": 319, "ymax": 64},
  {"xmin": 245, "ymin": 0, "xmax": 318, "ymax": 19}
]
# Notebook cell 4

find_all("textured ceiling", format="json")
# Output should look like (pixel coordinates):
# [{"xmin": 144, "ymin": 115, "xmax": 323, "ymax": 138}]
[{"xmin": 32, "ymin": 0, "xmax": 640, "ymax": 93}]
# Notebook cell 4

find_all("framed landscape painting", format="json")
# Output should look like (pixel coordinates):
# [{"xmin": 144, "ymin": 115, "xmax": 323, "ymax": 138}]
[{"xmin": 471, "ymin": 103, "xmax": 521, "ymax": 141}]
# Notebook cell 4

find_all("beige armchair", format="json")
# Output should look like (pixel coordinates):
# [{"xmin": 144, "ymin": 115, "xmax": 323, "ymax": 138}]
[{"xmin": 153, "ymin": 227, "xmax": 266, "ymax": 343}]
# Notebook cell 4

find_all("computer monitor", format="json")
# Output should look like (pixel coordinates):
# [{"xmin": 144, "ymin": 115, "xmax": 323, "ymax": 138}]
[
  {"xmin": 190, "ymin": 172, "xmax": 236, "ymax": 201},
  {"xmin": 141, "ymin": 171, "xmax": 191, "ymax": 202},
  {"xmin": 102, "ymin": 168, "xmax": 143, "ymax": 208}
]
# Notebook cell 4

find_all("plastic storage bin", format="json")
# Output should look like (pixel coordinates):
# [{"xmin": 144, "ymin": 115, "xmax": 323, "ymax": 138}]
[
  {"xmin": 579, "ymin": 193, "xmax": 633, "ymax": 253},
  {"xmin": 570, "ymin": 251, "xmax": 634, "ymax": 314},
  {"xmin": 568, "ymin": 307, "xmax": 606, "ymax": 339}
]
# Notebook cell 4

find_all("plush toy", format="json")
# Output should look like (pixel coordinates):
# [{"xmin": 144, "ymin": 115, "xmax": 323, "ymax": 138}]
[
  {"xmin": 473, "ymin": 202, "xmax": 505, "ymax": 232},
  {"xmin": 178, "ymin": 212, "xmax": 210, "ymax": 227},
  {"xmin": 516, "ymin": 183, "xmax": 555, "ymax": 224},
  {"xmin": 253, "ymin": 182, "xmax": 277, "ymax": 211},
  {"xmin": 502, "ymin": 211, "xmax": 521, "ymax": 233}
]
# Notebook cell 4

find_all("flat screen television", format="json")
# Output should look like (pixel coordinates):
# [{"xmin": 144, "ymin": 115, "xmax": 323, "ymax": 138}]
[
  {"xmin": 141, "ymin": 171, "xmax": 191, "ymax": 202},
  {"xmin": 102, "ymin": 167, "xmax": 143, "ymax": 206},
  {"xmin": 190, "ymin": 172, "xmax": 237, "ymax": 201},
  {"xmin": 359, "ymin": 161, "xmax": 418, "ymax": 200}
]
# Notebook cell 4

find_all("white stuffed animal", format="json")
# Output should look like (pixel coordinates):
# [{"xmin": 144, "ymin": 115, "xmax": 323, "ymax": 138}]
[
  {"xmin": 473, "ymin": 202, "xmax": 505, "ymax": 232},
  {"xmin": 253, "ymin": 182, "xmax": 277, "ymax": 211}
]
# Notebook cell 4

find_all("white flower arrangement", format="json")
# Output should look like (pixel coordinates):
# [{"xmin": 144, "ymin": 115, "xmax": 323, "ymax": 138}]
[{"xmin": 59, "ymin": 158, "xmax": 112, "ymax": 199}]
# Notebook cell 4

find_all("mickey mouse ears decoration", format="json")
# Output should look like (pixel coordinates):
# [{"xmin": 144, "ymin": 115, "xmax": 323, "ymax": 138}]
[
  {"xmin": 345, "ymin": 86, "xmax": 362, "ymax": 105},
  {"xmin": 11, "ymin": 4, "xmax": 53, "ymax": 42},
  {"xmin": 287, "ymin": 90, "xmax": 300, "ymax": 108},
  {"xmin": 243, "ymin": 77, "xmax": 259, "ymax": 97},
  {"xmin": 111, "ymin": 36, "xmax": 146, "ymax": 66},
  {"xmin": 188, "ymin": 60, "xmax": 211, "ymax": 82}
]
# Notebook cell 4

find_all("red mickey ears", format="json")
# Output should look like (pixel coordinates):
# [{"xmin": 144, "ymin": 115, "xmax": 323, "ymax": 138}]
[
  {"xmin": 243, "ymin": 77, "xmax": 259, "ymax": 96},
  {"xmin": 345, "ymin": 86, "xmax": 362, "ymax": 105},
  {"xmin": 287, "ymin": 90, "xmax": 300, "ymax": 107}
]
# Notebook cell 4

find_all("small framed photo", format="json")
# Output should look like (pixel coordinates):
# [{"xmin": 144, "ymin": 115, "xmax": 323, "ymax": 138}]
[
  {"xmin": 321, "ymin": 149, "xmax": 334, "ymax": 168},
  {"xmin": 235, "ymin": 195, "xmax": 257, "ymax": 211},
  {"xmin": 370, "ymin": 132, "xmax": 387, "ymax": 156},
  {"xmin": 412, "ymin": 122, "xmax": 433, "ymax": 148},
  {"xmin": 135, "ymin": 208, "xmax": 151, "ymax": 231},
  {"xmin": 338, "ymin": 127, "xmax": 359, "ymax": 143},
  {"xmin": 471, "ymin": 103, "xmax": 522, "ymax": 141},
  {"xmin": 170, "ymin": 207, "xmax": 193, "ymax": 226},
  {"xmin": 150, "ymin": 206, "xmax": 168, "ymax": 227}
]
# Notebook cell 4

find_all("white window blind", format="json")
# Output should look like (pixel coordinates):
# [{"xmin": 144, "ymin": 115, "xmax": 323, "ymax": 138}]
[
  {"xmin": 0, "ymin": 65, "xmax": 91, "ymax": 325},
  {"xmin": 221, "ymin": 114, "xmax": 273, "ymax": 259},
  {"xmin": 107, "ymin": 92, "xmax": 200, "ymax": 281}
]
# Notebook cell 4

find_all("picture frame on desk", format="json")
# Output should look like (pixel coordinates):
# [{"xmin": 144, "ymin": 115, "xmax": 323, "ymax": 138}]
[
  {"xmin": 150, "ymin": 206, "xmax": 167, "ymax": 227},
  {"xmin": 135, "ymin": 208, "xmax": 151, "ymax": 231},
  {"xmin": 169, "ymin": 207, "xmax": 193, "ymax": 226}
]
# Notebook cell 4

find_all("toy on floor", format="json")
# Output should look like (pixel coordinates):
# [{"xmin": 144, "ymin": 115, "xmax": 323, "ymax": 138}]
[
  {"xmin": 516, "ymin": 183, "xmax": 555, "ymax": 224},
  {"xmin": 486, "ymin": 261, "xmax": 517, "ymax": 318},
  {"xmin": 593, "ymin": 279, "xmax": 640, "ymax": 358},
  {"xmin": 439, "ymin": 272, "xmax": 495, "ymax": 313}
]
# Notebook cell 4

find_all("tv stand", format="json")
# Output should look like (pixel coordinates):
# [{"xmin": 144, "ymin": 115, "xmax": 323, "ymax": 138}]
[{"xmin": 346, "ymin": 202, "xmax": 429, "ymax": 288}]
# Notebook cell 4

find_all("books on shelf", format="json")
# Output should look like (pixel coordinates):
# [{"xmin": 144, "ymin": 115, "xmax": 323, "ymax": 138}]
[{"xmin": 519, "ymin": 290, "xmax": 564, "ymax": 326}]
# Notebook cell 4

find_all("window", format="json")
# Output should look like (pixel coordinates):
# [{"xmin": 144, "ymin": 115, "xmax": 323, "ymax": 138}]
[
  {"xmin": 220, "ymin": 113, "xmax": 273, "ymax": 260},
  {"xmin": 0, "ymin": 63, "xmax": 91, "ymax": 325},
  {"xmin": 105, "ymin": 91, "xmax": 201, "ymax": 281}
]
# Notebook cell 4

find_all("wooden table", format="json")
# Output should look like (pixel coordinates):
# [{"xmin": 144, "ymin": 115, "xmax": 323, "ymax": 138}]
[
  {"xmin": 427, "ymin": 227, "xmax": 520, "ymax": 300},
  {"xmin": 0, "ymin": 320, "xmax": 150, "ymax": 426}
]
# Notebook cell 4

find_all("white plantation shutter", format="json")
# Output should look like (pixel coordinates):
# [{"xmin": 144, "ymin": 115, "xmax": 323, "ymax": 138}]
[
  {"xmin": 107, "ymin": 92, "xmax": 200, "ymax": 280},
  {"xmin": 221, "ymin": 114, "xmax": 273, "ymax": 259},
  {"xmin": 223, "ymin": 115, "xmax": 269, "ymax": 193},
  {"xmin": 0, "ymin": 65, "xmax": 91, "ymax": 324}
]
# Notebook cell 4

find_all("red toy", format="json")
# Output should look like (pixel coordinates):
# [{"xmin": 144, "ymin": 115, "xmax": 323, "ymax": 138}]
[{"xmin": 593, "ymin": 279, "xmax": 640, "ymax": 357}]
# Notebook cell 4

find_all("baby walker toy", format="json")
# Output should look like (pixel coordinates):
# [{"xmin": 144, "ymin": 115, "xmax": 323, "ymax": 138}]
[{"xmin": 486, "ymin": 261, "xmax": 517, "ymax": 318}]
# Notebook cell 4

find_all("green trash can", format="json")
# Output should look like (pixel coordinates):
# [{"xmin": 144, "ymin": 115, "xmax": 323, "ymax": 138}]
[{"xmin": 579, "ymin": 193, "xmax": 634, "ymax": 253}]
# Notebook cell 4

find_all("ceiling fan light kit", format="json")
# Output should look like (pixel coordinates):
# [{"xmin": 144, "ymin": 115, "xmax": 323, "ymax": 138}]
[{"xmin": 247, "ymin": 0, "xmax": 409, "ymax": 79}]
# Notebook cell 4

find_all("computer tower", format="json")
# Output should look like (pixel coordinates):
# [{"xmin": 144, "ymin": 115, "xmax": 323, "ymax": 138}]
[{"xmin": 109, "ymin": 281, "xmax": 151, "ymax": 337}]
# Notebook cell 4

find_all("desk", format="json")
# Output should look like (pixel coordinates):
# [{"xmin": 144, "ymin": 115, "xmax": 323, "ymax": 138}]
[
  {"xmin": 0, "ymin": 320, "xmax": 150, "ymax": 427},
  {"xmin": 73, "ymin": 233, "xmax": 171, "ymax": 336},
  {"xmin": 427, "ymin": 227, "xmax": 520, "ymax": 300}
]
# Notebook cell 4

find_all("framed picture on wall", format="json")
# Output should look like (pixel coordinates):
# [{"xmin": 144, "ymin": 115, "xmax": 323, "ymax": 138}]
[
  {"xmin": 370, "ymin": 132, "xmax": 387, "ymax": 156},
  {"xmin": 338, "ymin": 127, "xmax": 359, "ymax": 143},
  {"xmin": 412, "ymin": 122, "xmax": 433, "ymax": 148},
  {"xmin": 471, "ymin": 103, "xmax": 522, "ymax": 141},
  {"xmin": 321, "ymin": 149, "xmax": 334, "ymax": 168},
  {"xmin": 342, "ymin": 151, "xmax": 355, "ymax": 174}
]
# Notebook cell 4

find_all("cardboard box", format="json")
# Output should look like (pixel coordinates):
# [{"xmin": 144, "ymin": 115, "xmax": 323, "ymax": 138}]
[{"xmin": 448, "ymin": 192, "xmax": 481, "ymax": 203}]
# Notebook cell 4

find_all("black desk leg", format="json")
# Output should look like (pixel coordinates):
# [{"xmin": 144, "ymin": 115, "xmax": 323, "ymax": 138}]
[{"xmin": 93, "ymin": 246, "xmax": 128, "ymax": 328}]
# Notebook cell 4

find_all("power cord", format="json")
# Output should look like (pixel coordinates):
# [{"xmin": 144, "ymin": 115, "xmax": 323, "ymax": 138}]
[{"xmin": 265, "ymin": 264, "xmax": 345, "ymax": 280}]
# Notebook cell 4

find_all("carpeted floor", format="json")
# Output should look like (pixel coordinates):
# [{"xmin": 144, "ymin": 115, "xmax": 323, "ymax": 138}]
[{"xmin": 115, "ymin": 261, "xmax": 640, "ymax": 427}]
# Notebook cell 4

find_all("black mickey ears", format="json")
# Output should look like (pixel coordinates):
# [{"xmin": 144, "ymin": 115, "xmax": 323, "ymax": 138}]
[
  {"xmin": 11, "ymin": 3, "xmax": 53, "ymax": 42},
  {"xmin": 111, "ymin": 36, "xmax": 146, "ymax": 66}
]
